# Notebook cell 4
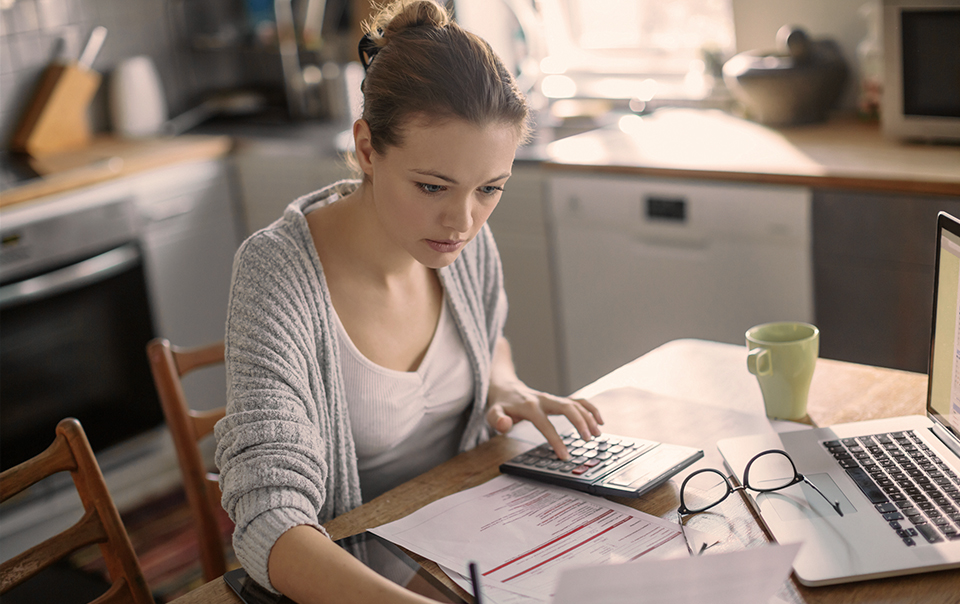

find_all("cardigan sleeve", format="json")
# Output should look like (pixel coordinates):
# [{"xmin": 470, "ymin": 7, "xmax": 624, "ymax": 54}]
[{"xmin": 215, "ymin": 225, "xmax": 344, "ymax": 593}]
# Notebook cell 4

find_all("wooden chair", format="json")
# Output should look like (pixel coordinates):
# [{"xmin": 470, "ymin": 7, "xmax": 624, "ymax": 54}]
[
  {"xmin": 0, "ymin": 418, "xmax": 154, "ymax": 604},
  {"xmin": 146, "ymin": 338, "xmax": 228, "ymax": 583}
]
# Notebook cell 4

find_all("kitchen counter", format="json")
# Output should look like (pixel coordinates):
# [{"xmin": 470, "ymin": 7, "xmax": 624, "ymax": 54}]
[
  {"xmin": 8, "ymin": 109, "xmax": 952, "ymax": 209},
  {"xmin": 545, "ymin": 108, "xmax": 960, "ymax": 197},
  {"xmin": 0, "ymin": 134, "xmax": 234, "ymax": 209}
]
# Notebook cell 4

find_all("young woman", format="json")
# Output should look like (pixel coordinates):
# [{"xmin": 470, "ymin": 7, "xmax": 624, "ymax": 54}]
[{"xmin": 215, "ymin": 2, "xmax": 603, "ymax": 602}]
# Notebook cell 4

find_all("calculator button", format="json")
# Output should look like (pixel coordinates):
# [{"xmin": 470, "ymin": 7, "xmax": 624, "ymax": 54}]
[{"xmin": 583, "ymin": 462, "xmax": 610, "ymax": 477}]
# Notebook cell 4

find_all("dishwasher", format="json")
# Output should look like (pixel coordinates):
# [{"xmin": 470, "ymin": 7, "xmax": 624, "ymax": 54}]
[{"xmin": 546, "ymin": 174, "xmax": 813, "ymax": 393}]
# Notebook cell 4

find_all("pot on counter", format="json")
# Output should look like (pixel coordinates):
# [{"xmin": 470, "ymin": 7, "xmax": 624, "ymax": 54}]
[{"xmin": 723, "ymin": 26, "xmax": 848, "ymax": 126}]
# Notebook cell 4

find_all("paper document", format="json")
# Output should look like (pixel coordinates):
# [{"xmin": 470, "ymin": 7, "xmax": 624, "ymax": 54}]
[
  {"xmin": 370, "ymin": 474, "xmax": 691, "ymax": 602},
  {"xmin": 552, "ymin": 543, "xmax": 801, "ymax": 604}
]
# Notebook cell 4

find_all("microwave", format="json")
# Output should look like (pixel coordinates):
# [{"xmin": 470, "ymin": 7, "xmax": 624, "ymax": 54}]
[{"xmin": 881, "ymin": 0, "xmax": 960, "ymax": 142}]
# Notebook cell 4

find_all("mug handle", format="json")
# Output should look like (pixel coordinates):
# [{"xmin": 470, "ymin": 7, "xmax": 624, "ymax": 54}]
[{"xmin": 747, "ymin": 347, "xmax": 772, "ymax": 376}]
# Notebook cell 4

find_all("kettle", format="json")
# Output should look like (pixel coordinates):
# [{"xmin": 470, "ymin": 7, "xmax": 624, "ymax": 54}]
[{"xmin": 110, "ymin": 56, "xmax": 168, "ymax": 137}]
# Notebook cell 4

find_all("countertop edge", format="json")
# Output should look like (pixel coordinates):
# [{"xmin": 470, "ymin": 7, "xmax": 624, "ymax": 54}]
[
  {"xmin": 0, "ymin": 135, "xmax": 235, "ymax": 209},
  {"xmin": 541, "ymin": 161, "xmax": 960, "ymax": 197}
]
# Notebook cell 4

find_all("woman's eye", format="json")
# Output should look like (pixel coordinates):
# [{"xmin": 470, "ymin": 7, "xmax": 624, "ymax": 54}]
[
  {"xmin": 479, "ymin": 185, "xmax": 504, "ymax": 196},
  {"xmin": 418, "ymin": 183, "xmax": 445, "ymax": 194}
]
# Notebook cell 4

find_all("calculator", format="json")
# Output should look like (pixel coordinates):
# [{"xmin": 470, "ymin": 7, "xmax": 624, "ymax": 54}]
[{"xmin": 500, "ymin": 431, "xmax": 704, "ymax": 498}]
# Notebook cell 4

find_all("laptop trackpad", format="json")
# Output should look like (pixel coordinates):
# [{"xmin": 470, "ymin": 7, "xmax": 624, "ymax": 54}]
[{"xmin": 759, "ymin": 473, "xmax": 858, "ymax": 521}]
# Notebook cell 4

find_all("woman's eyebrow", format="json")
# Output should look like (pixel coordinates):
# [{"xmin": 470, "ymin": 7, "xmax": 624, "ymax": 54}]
[
  {"xmin": 411, "ymin": 169, "xmax": 458, "ymax": 184},
  {"xmin": 410, "ymin": 169, "xmax": 512, "ymax": 185}
]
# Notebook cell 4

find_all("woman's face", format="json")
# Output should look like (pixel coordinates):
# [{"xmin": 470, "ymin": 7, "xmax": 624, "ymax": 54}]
[{"xmin": 363, "ymin": 117, "xmax": 519, "ymax": 269}]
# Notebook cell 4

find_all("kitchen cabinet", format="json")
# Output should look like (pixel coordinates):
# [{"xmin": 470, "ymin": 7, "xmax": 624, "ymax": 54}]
[
  {"xmin": 813, "ymin": 190, "xmax": 960, "ymax": 373},
  {"xmin": 232, "ymin": 139, "xmax": 353, "ymax": 233},
  {"xmin": 134, "ymin": 158, "xmax": 244, "ymax": 409},
  {"xmin": 487, "ymin": 162, "xmax": 561, "ymax": 394}
]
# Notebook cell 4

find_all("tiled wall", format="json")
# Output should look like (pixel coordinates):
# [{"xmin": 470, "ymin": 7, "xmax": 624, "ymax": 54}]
[{"xmin": 0, "ymin": 0, "xmax": 247, "ymax": 146}]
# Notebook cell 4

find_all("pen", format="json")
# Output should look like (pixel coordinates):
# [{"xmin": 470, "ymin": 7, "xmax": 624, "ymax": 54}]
[{"xmin": 468, "ymin": 561, "xmax": 483, "ymax": 604}]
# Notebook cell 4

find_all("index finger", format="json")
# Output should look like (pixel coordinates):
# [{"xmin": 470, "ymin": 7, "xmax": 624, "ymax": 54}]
[{"xmin": 528, "ymin": 414, "xmax": 570, "ymax": 460}]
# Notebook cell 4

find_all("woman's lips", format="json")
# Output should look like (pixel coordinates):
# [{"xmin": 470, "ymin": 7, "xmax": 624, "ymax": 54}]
[{"xmin": 426, "ymin": 239, "xmax": 465, "ymax": 253}]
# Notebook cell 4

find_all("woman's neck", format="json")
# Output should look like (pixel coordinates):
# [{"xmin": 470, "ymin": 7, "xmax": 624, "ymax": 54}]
[{"xmin": 309, "ymin": 183, "xmax": 426, "ymax": 290}]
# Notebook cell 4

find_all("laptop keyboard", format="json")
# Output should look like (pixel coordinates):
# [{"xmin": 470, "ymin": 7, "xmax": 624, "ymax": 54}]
[{"xmin": 823, "ymin": 431, "xmax": 960, "ymax": 546}]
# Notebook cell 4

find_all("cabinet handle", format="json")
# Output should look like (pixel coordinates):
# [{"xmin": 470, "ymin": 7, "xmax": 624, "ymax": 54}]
[{"xmin": 141, "ymin": 197, "xmax": 198, "ymax": 222}]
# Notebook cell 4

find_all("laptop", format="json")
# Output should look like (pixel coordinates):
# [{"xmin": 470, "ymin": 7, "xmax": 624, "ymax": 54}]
[{"xmin": 717, "ymin": 211, "xmax": 960, "ymax": 587}]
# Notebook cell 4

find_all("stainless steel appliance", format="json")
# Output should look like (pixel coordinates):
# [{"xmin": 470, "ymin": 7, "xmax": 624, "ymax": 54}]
[
  {"xmin": 0, "ymin": 158, "xmax": 242, "ymax": 561},
  {"xmin": 547, "ymin": 173, "xmax": 814, "ymax": 393},
  {"xmin": 0, "ymin": 199, "xmax": 162, "ymax": 473}
]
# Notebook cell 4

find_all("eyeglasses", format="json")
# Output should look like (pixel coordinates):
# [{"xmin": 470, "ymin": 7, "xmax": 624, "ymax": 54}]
[{"xmin": 676, "ymin": 449, "xmax": 843, "ymax": 555}]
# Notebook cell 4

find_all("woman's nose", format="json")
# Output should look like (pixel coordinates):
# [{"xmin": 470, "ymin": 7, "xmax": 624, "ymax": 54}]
[{"xmin": 441, "ymin": 195, "xmax": 473, "ymax": 233}]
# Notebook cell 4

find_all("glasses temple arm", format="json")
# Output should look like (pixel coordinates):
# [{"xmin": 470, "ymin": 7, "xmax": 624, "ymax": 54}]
[
  {"xmin": 676, "ymin": 511, "xmax": 710, "ymax": 555},
  {"xmin": 677, "ymin": 511, "xmax": 696, "ymax": 556},
  {"xmin": 801, "ymin": 476, "xmax": 844, "ymax": 517}
]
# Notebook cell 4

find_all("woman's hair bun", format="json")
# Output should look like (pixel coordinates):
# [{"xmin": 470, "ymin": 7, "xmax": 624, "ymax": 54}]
[
  {"xmin": 356, "ymin": 0, "xmax": 530, "ymax": 153},
  {"xmin": 365, "ymin": 0, "xmax": 450, "ymax": 43}
]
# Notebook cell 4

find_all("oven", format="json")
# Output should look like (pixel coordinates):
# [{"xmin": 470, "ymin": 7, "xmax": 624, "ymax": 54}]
[
  {"xmin": 0, "ymin": 157, "xmax": 243, "ymax": 562},
  {"xmin": 0, "ymin": 196, "xmax": 164, "ymax": 474}
]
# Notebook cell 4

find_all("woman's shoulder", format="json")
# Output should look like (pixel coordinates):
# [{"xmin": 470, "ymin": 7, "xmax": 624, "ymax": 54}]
[{"xmin": 237, "ymin": 180, "xmax": 361, "ymax": 264}]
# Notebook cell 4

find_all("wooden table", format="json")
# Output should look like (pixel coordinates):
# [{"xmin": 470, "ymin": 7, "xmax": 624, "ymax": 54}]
[{"xmin": 170, "ymin": 339, "xmax": 957, "ymax": 604}]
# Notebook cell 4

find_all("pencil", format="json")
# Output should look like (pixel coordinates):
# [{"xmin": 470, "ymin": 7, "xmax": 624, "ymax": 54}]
[{"xmin": 468, "ymin": 561, "xmax": 483, "ymax": 604}]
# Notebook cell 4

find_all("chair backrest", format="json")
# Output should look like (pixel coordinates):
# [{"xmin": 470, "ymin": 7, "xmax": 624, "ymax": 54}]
[
  {"xmin": 146, "ymin": 338, "xmax": 227, "ymax": 582},
  {"xmin": 0, "ymin": 418, "xmax": 154, "ymax": 604}
]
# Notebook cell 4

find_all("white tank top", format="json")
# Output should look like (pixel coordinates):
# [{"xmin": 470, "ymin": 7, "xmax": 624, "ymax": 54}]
[{"xmin": 334, "ymin": 298, "xmax": 474, "ymax": 501}]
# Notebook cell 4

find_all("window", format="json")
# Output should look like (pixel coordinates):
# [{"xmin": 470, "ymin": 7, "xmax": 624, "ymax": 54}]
[{"xmin": 536, "ymin": 0, "xmax": 736, "ymax": 100}]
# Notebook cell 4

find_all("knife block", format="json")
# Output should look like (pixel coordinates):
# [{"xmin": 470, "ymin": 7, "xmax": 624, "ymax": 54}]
[{"xmin": 11, "ymin": 61, "xmax": 101, "ymax": 158}]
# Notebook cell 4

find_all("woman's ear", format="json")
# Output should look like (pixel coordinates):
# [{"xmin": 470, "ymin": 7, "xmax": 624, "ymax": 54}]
[{"xmin": 353, "ymin": 119, "xmax": 376, "ymax": 178}]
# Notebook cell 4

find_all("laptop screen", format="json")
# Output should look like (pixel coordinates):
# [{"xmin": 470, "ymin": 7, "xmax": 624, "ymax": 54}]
[{"xmin": 927, "ymin": 212, "xmax": 960, "ymax": 439}]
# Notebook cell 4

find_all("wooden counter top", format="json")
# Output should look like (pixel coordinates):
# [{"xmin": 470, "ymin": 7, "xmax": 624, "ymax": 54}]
[
  {"xmin": 544, "ymin": 109, "xmax": 960, "ymax": 196},
  {"xmin": 0, "ymin": 134, "xmax": 234, "ymax": 209}
]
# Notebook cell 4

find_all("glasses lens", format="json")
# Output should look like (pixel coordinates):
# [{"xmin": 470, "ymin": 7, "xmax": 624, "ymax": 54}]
[
  {"xmin": 746, "ymin": 451, "xmax": 797, "ymax": 491},
  {"xmin": 681, "ymin": 470, "xmax": 729, "ymax": 512}
]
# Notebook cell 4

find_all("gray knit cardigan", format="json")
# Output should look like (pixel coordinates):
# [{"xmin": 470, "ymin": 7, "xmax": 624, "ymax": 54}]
[{"xmin": 214, "ymin": 181, "xmax": 504, "ymax": 591}]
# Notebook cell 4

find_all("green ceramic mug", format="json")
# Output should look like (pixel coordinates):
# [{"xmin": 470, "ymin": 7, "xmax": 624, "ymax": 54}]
[{"xmin": 746, "ymin": 321, "xmax": 819, "ymax": 420}]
